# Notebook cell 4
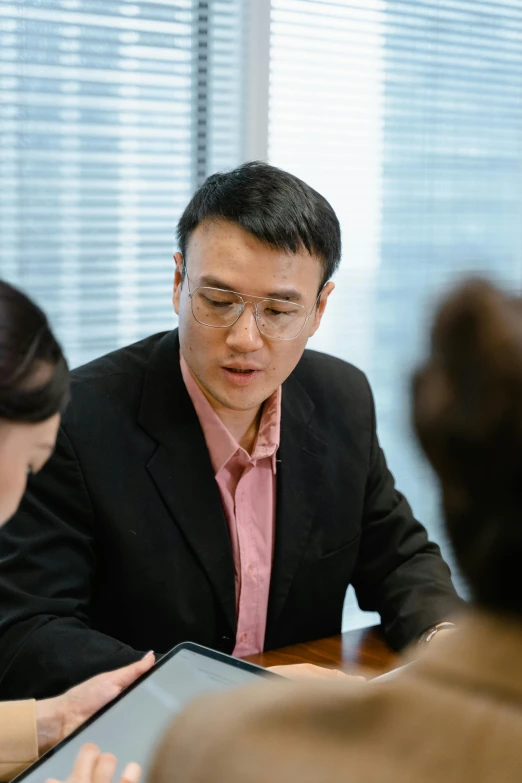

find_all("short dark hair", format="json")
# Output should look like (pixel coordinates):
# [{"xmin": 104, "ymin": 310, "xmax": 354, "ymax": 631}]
[
  {"xmin": 0, "ymin": 281, "xmax": 69, "ymax": 423},
  {"xmin": 177, "ymin": 161, "xmax": 341, "ymax": 289},
  {"xmin": 413, "ymin": 279, "xmax": 522, "ymax": 617}
]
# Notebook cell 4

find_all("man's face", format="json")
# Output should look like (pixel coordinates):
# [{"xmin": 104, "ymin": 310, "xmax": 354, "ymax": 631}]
[{"xmin": 173, "ymin": 220, "xmax": 334, "ymax": 414}]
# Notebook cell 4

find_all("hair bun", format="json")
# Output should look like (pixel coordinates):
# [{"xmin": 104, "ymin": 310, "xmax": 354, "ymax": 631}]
[
  {"xmin": 414, "ymin": 278, "xmax": 522, "ymax": 613},
  {"xmin": 419, "ymin": 278, "xmax": 522, "ymax": 443}
]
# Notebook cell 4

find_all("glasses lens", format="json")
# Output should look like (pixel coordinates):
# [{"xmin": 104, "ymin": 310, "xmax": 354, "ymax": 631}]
[
  {"xmin": 257, "ymin": 299, "xmax": 307, "ymax": 339},
  {"xmin": 192, "ymin": 287, "xmax": 243, "ymax": 327}
]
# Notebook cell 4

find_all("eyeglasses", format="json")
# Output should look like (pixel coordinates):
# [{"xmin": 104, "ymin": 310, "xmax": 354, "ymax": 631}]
[{"xmin": 186, "ymin": 277, "xmax": 320, "ymax": 341}]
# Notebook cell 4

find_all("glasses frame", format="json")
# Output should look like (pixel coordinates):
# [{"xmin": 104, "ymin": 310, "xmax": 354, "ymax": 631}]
[{"xmin": 186, "ymin": 276, "xmax": 322, "ymax": 342}]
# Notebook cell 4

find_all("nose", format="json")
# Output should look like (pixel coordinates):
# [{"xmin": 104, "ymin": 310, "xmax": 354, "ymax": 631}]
[{"xmin": 225, "ymin": 302, "xmax": 265, "ymax": 353}]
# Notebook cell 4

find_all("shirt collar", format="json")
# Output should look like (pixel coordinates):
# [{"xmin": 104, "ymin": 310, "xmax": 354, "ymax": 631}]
[{"xmin": 180, "ymin": 354, "xmax": 281, "ymax": 476}]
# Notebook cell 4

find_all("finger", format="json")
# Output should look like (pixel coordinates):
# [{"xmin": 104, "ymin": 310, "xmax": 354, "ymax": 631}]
[
  {"xmin": 267, "ymin": 665, "xmax": 298, "ymax": 673},
  {"xmin": 93, "ymin": 753, "xmax": 118, "ymax": 783},
  {"xmin": 326, "ymin": 670, "xmax": 351, "ymax": 679},
  {"xmin": 312, "ymin": 668, "xmax": 356, "ymax": 680},
  {"xmin": 267, "ymin": 664, "xmax": 317, "ymax": 680},
  {"xmin": 120, "ymin": 762, "xmax": 141, "ymax": 783},
  {"xmin": 267, "ymin": 664, "xmax": 353, "ymax": 681},
  {"xmin": 108, "ymin": 654, "xmax": 155, "ymax": 692},
  {"xmin": 68, "ymin": 744, "xmax": 101, "ymax": 783}
]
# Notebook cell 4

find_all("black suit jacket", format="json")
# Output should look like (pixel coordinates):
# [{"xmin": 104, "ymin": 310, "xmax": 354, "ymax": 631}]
[{"xmin": 0, "ymin": 330, "xmax": 463, "ymax": 699}]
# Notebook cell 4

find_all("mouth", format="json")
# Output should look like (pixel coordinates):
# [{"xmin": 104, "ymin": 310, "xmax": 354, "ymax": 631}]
[{"xmin": 222, "ymin": 367, "xmax": 261, "ymax": 386}]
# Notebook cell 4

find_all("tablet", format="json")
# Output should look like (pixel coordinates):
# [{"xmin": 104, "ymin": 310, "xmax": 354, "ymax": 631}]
[
  {"xmin": 369, "ymin": 662, "xmax": 410, "ymax": 683},
  {"xmin": 13, "ymin": 643, "xmax": 274, "ymax": 783}
]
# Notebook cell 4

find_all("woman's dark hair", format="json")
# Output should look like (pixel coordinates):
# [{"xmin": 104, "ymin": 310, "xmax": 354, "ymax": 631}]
[
  {"xmin": 0, "ymin": 280, "xmax": 69, "ymax": 423},
  {"xmin": 413, "ymin": 278, "xmax": 522, "ymax": 616},
  {"xmin": 177, "ymin": 161, "xmax": 341, "ymax": 290}
]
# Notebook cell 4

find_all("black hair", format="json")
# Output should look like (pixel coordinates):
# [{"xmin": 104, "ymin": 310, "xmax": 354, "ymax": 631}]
[
  {"xmin": 177, "ymin": 161, "xmax": 341, "ymax": 289},
  {"xmin": 0, "ymin": 280, "xmax": 70, "ymax": 423},
  {"xmin": 413, "ymin": 279, "xmax": 522, "ymax": 616}
]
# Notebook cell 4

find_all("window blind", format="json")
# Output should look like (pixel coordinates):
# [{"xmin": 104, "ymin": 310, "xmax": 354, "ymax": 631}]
[
  {"xmin": 269, "ymin": 0, "xmax": 522, "ymax": 625},
  {"xmin": 0, "ymin": 0, "xmax": 245, "ymax": 369}
]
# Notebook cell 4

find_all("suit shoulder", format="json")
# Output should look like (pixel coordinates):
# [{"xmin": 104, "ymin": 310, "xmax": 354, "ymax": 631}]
[
  {"xmin": 296, "ymin": 348, "xmax": 371, "ymax": 402},
  {"xmin": 62, "ymin": 332, "xmax": 170, "ymax": 434},
  {"xmin": 70, "ymin": 332, "xmax": 168, "ymax": 388}
]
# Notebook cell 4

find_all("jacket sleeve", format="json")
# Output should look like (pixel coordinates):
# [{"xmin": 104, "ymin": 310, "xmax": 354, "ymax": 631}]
[
  {"xmin": 351, "ymin": 377, "xmax": 466, "ymax": 650},
  {"xmin": 0, "ymin": 426, "xmax": 143, "ymax": 701},
  {"xmin": 0, "ymin": 701, "xmax": 38, "ymax": 781}
]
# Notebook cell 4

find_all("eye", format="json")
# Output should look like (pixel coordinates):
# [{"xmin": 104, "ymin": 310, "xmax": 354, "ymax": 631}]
[
  {"xmin": 265, "ymin": 307, "xmax": 295, "ymax": 318},
  {"xmin": 203, "ymin": 296, "xmax": 234, "ymax": 309},
  {"xmin": 210, "ymin": 299, "xmax": 233, "ymax": 308}
]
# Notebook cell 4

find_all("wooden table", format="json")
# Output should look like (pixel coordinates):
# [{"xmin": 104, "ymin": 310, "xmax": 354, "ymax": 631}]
[{"xmin": 245, "ymin": 625, "xmax": 399, "ymax": 678}]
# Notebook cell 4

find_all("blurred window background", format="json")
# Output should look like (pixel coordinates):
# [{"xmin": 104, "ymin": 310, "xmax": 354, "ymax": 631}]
[{"xmin": 2, "ymin": 0, "xmax": 522, "ymax": 628}]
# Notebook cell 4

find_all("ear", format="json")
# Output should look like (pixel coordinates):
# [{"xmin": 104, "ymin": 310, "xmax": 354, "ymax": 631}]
[
  {"xmin": 173, "ymin": 252, "xmax": 184, "ymax": 315},
  {"xmin": 308, "ymin": 282, "xmax": 335, "ymax": 338}
]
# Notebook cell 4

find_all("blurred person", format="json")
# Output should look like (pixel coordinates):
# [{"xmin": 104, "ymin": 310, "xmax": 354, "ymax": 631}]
[
  {"xmin": 145, "ymin": 278, "xmax": 522, "ymax": 783},
  {"xmin": 0, "ymin": 281, "xmax": 154, "ymax": 781},
  {"xmin": 0, "ymin": 163, "xmax": 462, "ymax": 701}
]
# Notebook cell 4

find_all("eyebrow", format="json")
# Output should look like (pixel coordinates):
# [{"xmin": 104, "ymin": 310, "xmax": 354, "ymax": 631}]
[{"xmin": 197, "ymin": 275, "xmax": 304, "ymax": 302}]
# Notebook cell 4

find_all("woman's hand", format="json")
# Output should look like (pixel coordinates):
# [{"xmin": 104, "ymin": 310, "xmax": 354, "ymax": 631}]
[
  {"xmin": 36, "ymin": 653, "xmax": 155, "ymax": 754},
  {"xmin": 45, "ymin": 743, "xmax": 141, "ymax": 783},
  {"xmin": 268, "ymin": 663, "xmax": 366, "ymax": 681}
]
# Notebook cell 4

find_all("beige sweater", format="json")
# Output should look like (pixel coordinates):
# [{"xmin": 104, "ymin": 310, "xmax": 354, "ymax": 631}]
[
  {"xmin": 150, "ymin": 612, "xmax": 522, "ymax": 783},
  {"xmin": 0, "ymin": 702, "xmax": 38, "ymax": 782}
]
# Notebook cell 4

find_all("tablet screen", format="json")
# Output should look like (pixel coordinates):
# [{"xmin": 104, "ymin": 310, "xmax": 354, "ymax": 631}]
[{"xmin": 14, "ymin": 643, "xmax": 272, "ymax": 783}]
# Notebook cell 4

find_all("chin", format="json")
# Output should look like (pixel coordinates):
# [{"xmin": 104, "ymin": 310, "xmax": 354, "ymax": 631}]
[
  {"xmin": 223, "ymin": 394, "xmax": 266, "ymax": 412},
  {"xmin": 214, "ymin": 386, "xmax": 268, "ymax": 412}
]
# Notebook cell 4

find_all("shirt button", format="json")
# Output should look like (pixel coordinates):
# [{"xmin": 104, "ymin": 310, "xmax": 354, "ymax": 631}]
[
  {"xmin": 247, "ymin": 565, "xmax": 254, "ymax": 577},
  {"xmin": 241, "ymin": 633, "xmax": 248, "ymax": 642}
]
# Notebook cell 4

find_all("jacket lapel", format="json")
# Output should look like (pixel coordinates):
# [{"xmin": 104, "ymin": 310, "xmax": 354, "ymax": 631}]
[
  {"xmin": 138, "ymin": 330, "xmax": 236, "ymax": 636},
  {"xmin": 265, "ymin": 372, "xmax": 328, "ymax": 642}
]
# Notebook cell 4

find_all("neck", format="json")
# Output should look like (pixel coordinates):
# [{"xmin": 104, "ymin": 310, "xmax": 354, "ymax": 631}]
[
  {"xmin": 189, "ymin": 372, "xmax": 263, "ymax": 453},
  {"xmin": 215, "ymin": 405, "xmax": 263, "ymax": 454}
]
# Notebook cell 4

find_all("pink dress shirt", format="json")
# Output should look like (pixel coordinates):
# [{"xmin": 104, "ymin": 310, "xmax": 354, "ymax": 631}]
[{"xmin": 180, "ymin": 355, "xmax": 281, "ymax": 657}]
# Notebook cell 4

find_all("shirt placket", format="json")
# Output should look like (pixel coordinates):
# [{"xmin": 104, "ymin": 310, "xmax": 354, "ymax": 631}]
[{"xmin": 235, "ymin": 459, "xmax": 260, "ymax": 650}]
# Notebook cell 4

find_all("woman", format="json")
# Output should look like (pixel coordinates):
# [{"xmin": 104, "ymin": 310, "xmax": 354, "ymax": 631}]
[
  {"xmin": 145, "ymin": 278, "xmax": 522, "ymax": 782},
  {"xmin": 0, "ymin": 281, "xmax": 154, "ymax": 782}
]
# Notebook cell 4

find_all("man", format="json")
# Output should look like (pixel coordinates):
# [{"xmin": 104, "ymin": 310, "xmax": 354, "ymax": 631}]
[
  {"xmin": 143, "ymin": 277, "xmax": 522, "ymax": 783},
  {"xmin": 0, "ymin": 162, "xmax": 462, "ymax": 700}
]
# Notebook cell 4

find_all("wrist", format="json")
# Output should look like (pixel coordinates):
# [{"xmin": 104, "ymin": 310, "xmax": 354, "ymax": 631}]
[{"xmin": 35, "ymin": 696, "xmax": 65, "ymax": 755}]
